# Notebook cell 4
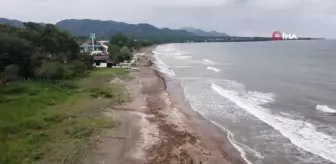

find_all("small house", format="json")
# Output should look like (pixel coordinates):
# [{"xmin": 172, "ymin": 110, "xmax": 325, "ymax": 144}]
[{"xmin": 93, "ymin": 55, "xmax": 116, "ymax": 68}]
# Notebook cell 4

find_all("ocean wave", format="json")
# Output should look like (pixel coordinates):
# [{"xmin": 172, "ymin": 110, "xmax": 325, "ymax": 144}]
[
  {"xmin": 211, "ymin": 83, "xmax": 336, "ymax": 163},
  {"xmin": 183, "ymin": 88, "xmax": 254, "ymax": 164},
  {"xmin": 210, "ymin": 120, "xmax": 255, "ymax": 164},
  {"xmin": 153, "ymin": 54, "xmax": 175, "ymax": 77},
  {"xmin": 190, "ymin": 59, "xmax": 219, "ymax": 65},
  {"xmin": 152, "ymin": 45, "xmax": 180, "ymax": 77},
  {"xmin": 174, "ymin": 56, "xmax": 192, "ymax": 60},
  {"xmin": 174, "ymin": 66, "xmax": 193, "ymax": 68},
  {"xmin": 207, "ymin": 67, "xmax": 221, "ymax": 72},
  {"xmin": 316, "ymin": 105, "xmax": 336, "ymax": 113},
  {"xmin": 153, "ymin": 44, "xmax": 191, "ymax": 56},
  {"xmin": 152, "ymin": 51, "xmax": 180, "ymax": 56},
  {"xmin": 202, "ymin": 59, "xmax": 217, "ymax": 65}
]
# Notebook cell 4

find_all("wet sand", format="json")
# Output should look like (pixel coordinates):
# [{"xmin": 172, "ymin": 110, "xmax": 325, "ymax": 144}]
[{"xmin": 136, "ymin": 46, "xmax": 247, "ymax": 164}]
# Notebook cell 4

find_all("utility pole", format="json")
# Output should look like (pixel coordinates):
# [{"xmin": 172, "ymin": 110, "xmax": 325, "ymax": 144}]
[{"xmin": 90, "ymin": 33, "xmax": 95, "ymax": 51}]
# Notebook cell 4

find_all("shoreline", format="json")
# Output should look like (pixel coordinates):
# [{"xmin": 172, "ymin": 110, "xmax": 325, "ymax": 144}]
[
  {"xmin": 164, "ymin": 72, "xmax": 251, "ymax": 164},
  {"xmin": 86, "ymin": 43, "xmax": 336, "ymax": 164},
  {"xmin": 138, "ymin": 46, "xmax": 247, "ymax": 164},
  {"xmin": 83, "ymin": 46, "xmax": 249, "ymax": 164},
  {"xmin": 141, "ymin": 43, "xmax": 336, "ymax": 164}
]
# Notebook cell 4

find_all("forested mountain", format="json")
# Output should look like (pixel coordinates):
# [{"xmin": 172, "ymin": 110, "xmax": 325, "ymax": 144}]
[
  {"xmin": 0, "ymin": 18, "xmax": 232, "ymax": 41},
  {"xmin": 0, "ymin": 18, "xmax": 24, "ymax": 28},
  {"xmin": 0, "ymin": 18, "xmax": 203, "ymax": 40},
  {"xmin": 180, "ymin": 27, "xmax": 229, "ymax": 37},
  {"xmin": 55, "ymin": 19, "xmax": 197, "ymax": 39}
]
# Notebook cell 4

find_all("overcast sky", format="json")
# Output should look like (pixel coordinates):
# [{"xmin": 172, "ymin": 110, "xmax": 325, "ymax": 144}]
[{"xmin": 1, "ymin": 0, "xmax": 335, "ymax": 38}]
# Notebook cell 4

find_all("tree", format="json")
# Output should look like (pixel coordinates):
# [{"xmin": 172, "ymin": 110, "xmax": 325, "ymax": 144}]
[
  {"xmin": 110, "ymin": 33, "xmax": 129, "ymax": 48},
  {"xmin": 116, "ymin": 54, "xmax": 125, "ymax": 64},
  {"xmin": 0, "ymin": 21, "xmax": 87, "ymax": 82},
  {"xmin": 108, "ymin": 44, "xmax": 120, "ymax": 55},
  {"xmin": 68, "ymin": 60, "xmax": 87, "ymax": 75},
  {"xmin": 127, "ymin": 39, "xmax": 137, "ymax": 51},
  {"xmin": 23, "ymin": 22, "xmax": 44, "ymax": 31},
  {"xmin": 108, "ymin": 44, "xmax": 121, "ymax": 62},
  {"xmin": 0, "ymin": 34, "xmax": 35, "ymax": 78},
  {"xmin": 120, "ymin": 46, "xmax": 132, "ymax": 62},
  {"xmin": 79, "ymin": 53, "xmax": 94, "ymax": 70}
]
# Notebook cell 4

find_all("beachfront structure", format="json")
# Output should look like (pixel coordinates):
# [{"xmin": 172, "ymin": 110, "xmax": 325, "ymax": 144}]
[
  {"xmin": 97, "ymin": 40, "xmax": 109, "ymax": 44},
  {"xmin": 80, "ymin": 42, "xmax": 109, "ymax": 54},
  {"xmin": 80, "ymin": 43, "xmax": 103, "ymax": 52},
  {"xmin": 93, "ymin": 55, "xmax": 116, "ymax": 68}
]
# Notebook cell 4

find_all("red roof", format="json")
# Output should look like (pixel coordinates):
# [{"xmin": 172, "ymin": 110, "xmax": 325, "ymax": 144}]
[
  {"xmin": 93, "ymin": 55, "xmax": 115, "ymax": 63},
  {"xmin": 93, "ymin": 55, "xmax": 108, "ymax": 61}
]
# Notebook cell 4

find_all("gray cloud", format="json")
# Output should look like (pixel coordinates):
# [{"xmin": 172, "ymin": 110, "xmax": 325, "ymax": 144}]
[{"xmin": 0, "ymin": 0, "xmax": 335, "ymax": 38}]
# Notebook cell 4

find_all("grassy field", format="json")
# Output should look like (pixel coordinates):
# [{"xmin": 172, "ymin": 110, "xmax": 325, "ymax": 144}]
[{"xmin": 0, "ymin": 68, "xmax": 129, "ymax": 164}]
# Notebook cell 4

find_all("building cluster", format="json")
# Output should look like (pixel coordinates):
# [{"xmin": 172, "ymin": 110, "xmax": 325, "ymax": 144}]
[{"xmin": 80, "ymin": 40, "xmax": 114, "ymax": 68}]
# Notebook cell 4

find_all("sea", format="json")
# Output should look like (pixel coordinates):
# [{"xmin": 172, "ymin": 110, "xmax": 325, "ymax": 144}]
[{"xmin": 152, "ymin": 40, "xmax": 336, "ymax": 164}]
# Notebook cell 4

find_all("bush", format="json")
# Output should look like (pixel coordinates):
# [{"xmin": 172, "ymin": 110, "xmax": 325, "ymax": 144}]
[
  {"xmin": 120, "ymin": 46, "xmax": 132, "ymax": 62},
  {"xmin": 2, "ymin": 65, "xmax": 20, "ymax": 81},
  {"xmin": 68, "ymin": 60, "xmax": 87, "ymax": 75},
  {"xmin": 36, "ymin": 62, "xmax": 72, "ymax": 80},
  {"xmin": 80, "ymin": 53, "xmax": 94, "ymax": 70},
  {"xmin": 0, "ymin": 23, "xmax": 83, "ymax": 82}
]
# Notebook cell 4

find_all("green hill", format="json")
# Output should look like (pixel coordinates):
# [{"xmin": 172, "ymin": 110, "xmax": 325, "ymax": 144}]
[
  {"xmin": 55, "ymin": 19, "xmax": 197, "ymax": 39},
  {"xmin": 0, "ymin": 18, "xmax": 24, "ymax": 28},
  {"xmin": 0, "ymin": 18, "xmax": 233, "ymax": 42},
  {"xmin": 180, "ymin": 27, "xmax": 229, "ymax": 37}
]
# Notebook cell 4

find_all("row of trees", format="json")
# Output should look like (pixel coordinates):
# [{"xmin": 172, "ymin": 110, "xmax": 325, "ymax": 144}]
[
  {"xmin": 0, "ymin": 23, "xmax": 93, "ymax": 83},
  {"xmin": 0, "ymin": 22, "xmax": 156, "ymax": 83}
]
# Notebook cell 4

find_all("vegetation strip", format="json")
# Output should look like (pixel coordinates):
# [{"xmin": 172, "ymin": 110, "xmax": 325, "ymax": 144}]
[
  {"xmin": 0, "ymin": 68, "xmax": 129, "ymax": 164},
  {"xmin": 0, "ymin": 21, "xmax": 150, "ymax": 164}
]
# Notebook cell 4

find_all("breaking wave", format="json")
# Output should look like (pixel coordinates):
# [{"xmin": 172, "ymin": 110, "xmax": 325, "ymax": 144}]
[
  {"xmin": 202, "ymin": 59, "xmax": 217, "ymax": 65},
  {"xmin": 211, "ymin": 83, "xmax": 336, "ymax": 163},
  {"xmin": 174, "ymin": 56, "xmax": 192, "ymax": 60},
  {"xmin": 207, "ymin": 67, "xmax": 221, "ymax": 72},
  {"xmin": 153, "ymin": 53, "xmax": 176, "ymax": 77},
  {"xmin": 316, "ymin": 105, "xmax": 336, "ymax": 113}
]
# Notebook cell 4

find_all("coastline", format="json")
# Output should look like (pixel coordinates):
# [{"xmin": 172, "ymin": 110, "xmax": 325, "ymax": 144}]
[
  {"xmin": 82, "ymin": 45, "xmax": 248, "ymax": 164},
  {"xmin": 138, "ymin": 46, "xmax": 247, "ymax": 164},
  {"xmin": 83, "ymin": 42, "xmax": 336, "ymax": 164},
  {"xmin": 164, "ymin": 70, "xmax": 251, "ymax": 164},
  {"xmin": 141, "ymin": 42, "xmax": 336, "ymax": 164}
]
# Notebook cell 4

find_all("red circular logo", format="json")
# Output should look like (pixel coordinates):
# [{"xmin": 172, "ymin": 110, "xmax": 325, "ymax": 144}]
[{"xmin": 272, "ymin": 31, "xmax": 282, "ymax": 41}]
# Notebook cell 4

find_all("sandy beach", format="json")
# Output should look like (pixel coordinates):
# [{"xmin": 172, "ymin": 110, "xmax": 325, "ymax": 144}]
[{"xmin": 82, "ymin": 46, "xmax": 247, "ymax": 164}]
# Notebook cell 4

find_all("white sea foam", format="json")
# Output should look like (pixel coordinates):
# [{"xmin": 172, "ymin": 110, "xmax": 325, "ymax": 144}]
[
  {"xmin": 152, "ymin": 45, "xmax": 180, "ymax": 77},
  {"xmin": 183, "ymin": 89, "xmax": 254, "ymax": 164},
  {"xmin": 153, "ymin": 44, "xmax": 191, "ymax": 56},
  {"xmin": 174, "ymin": 66, "xmax": 193, "ymax": 68},
  {"xmin": 316, "ymin": 105, "xmax": 336, "ymax": 113},
  {"xmin": 207, "ymin": 67, "xmax": 221, "ymax": 72},
  {"xmin": 191, "ymin": 59, "xmax": 219, "ymax": 65},
  {"xmin": 211, "ymin": 83, "xmax": 336, "ymax": 163},
  {"xmin": 210, "ymin": 120, "xmax": 254, "ymax": 164},
  {"xmin": 152, "ymin": 50, "xmax": 179, "ymax": 56},
  {"xmin": 202, "ymin": 59, "xmax": 217, "ymax": 65},
  {"xmin": 153, "ymin": 54, "xmax": 175, "ymax": 77},
  {"xmin": 174, "ymin": 56, "xmax": 192, "ymax": 60}
]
